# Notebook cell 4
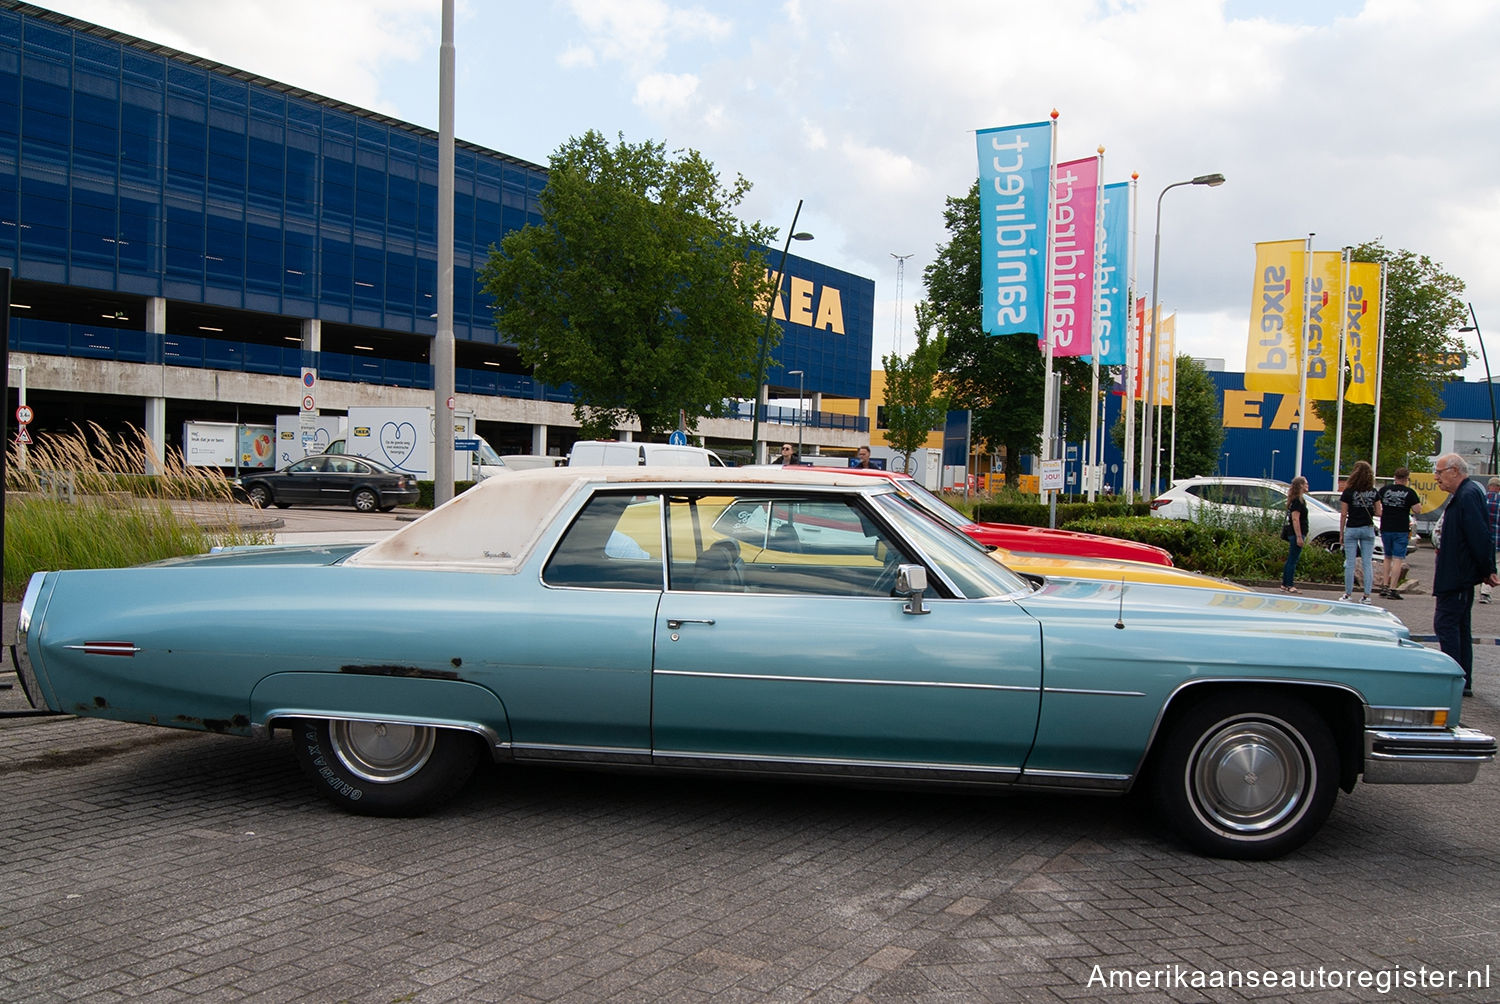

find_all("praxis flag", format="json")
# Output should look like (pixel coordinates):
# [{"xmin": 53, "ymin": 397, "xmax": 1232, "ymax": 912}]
[
  {"xmin": 977, "ymin": 121, "xmax": 1051, "ymax": 336},
  {"xmin": 1245, "ymin": 240, "xmax": 1306, "ymax": 393},
  {"xmin": 1344, "ymin": 262, "xmax": 1381, "ymax": 405},
  {"xmin": 1303, "ymin": 252, "xmax": 1344, "ymax": 401}
]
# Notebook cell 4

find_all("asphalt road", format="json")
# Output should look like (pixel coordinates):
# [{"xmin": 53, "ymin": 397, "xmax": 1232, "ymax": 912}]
[{"xmin": 2, "ymin": 507, "xmax": 1497, "ymax": 1001}]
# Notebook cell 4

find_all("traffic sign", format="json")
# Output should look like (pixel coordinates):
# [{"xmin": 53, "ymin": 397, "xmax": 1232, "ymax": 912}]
[
  {"xmin": 16, "ymin": 404, "xmax": 33, "ymax": 424},
  {"xmin": 15, "ymin": 426, "xmax": 31, "ymax": 444},
  {"xmin": 301, "ymin": 394, "xmax": 316, "ymax": 412},
  {"xmin": 669, "ymin": 430, "xmax": 687, "ymax": 446},
  {"xmin": 454, "ymin": 438, "xmax": 480, "ymax": 452}
]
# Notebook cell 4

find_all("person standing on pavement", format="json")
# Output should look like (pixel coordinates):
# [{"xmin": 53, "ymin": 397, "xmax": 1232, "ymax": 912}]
[
  {"xmin": 1432, "ymin": 452, "xmax": 1499, "ymax": 697},
  {"xmin": 1483, "ymin": 477, "xmax": 1500, "ymax": 603},
  {"xmin": 1339, "ymin": 460, "xmax": 1381, "ymax": 603},
  {"xmin": 1377, "ymin": 467, "xmax": 1423, "ymax": 599},
  {"xmin": 1280, "ymin": 475, "xmax": 1309, "ymax": 594}
]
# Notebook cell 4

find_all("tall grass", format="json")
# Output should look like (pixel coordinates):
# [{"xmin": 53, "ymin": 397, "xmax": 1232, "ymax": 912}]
[{"xmin": 4, "ymin": 424, "xmax": 273, "ymax": 598}]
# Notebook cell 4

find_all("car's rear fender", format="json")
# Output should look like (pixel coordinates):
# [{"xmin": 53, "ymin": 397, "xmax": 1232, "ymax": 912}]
[{"xmin": 250, "ymin": 671, "xmax": 512, "ymax": 757}]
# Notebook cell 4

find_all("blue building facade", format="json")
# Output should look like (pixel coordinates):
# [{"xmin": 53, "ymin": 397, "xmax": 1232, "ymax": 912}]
[{"xmin": 0, "ymin": 2, "xmax": 872, "ymax": 457}]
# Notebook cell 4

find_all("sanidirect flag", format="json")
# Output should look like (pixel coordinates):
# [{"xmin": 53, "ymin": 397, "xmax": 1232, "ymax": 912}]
[
  {"xmin": 1087, "ymin": 181, "xmax": 1130, "ymax": 366},
  {"xmin": 1344, "ymin": 262, "xmax": 1381, "ymax": 405},
  {"xmin": 1245, "ymin": 240, "xmax": 1306, "ymax": 393},
  {"xmin": 977, "ymin": 121, "xmax": 1051, "ymax": 336},
  {"xmin": 1047, "ymin": 156, "xmax": 1098, "ymax": 357},
  {"xmin": 1303, "ymin": 251, "xmax": 1345, "ymax": 401}
]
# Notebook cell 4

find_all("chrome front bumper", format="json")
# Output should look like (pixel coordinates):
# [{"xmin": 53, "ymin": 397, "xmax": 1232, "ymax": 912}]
[{"xmin": 1363, "ymin": 726, "xmax": 1498, "ymax": 784}]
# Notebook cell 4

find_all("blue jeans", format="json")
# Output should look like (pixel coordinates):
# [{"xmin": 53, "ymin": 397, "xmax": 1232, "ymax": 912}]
[
  {"xmin": 1344, "ymin": 525, "xmax": 1375, "ymax": 596},
  {"xmin": 1434, "ymin": 588, "xmax": 1474, "ymax": 690},
  {"xmin": 1282, "ymin": 539, "xmax": 1303, "ymax": 588}
]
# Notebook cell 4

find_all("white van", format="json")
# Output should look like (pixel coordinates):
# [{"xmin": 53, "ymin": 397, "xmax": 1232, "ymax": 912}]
[{"xmin": 567, "ymin": 440, "xmax": 725, "ymax": 467}]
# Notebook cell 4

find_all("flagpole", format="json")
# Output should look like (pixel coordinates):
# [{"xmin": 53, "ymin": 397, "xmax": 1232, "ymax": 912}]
[
  {"xmin": 1333, "ymin": 247, "xmax": 1349, "ymax": 484},
  {"xmin": 1371, "ymin": 262, "xmax": 1388, "ymax": 476},
  {"xmin": 1086, "ymin": 148, "xmax": 1104, "ymax": 501},
  {"xmin": 1123, "ymin": 173, "xmax": 1138, "ymax": 501},
  {"xmin": 1294, "ymin": 233, "xmax": 1313, "ymax": 479},
  {"xmin": 1039, "ymin": 110, "xmax": 1060, "ymax": 480}
]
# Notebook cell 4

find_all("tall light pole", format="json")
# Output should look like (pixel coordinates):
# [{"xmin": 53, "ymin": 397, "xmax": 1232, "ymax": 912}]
[
  {"xmin": 432, "ymin": 0, "xmax": 457, "ymax": 503},
  {"xmin": 789, "ymin": 369, "xmax": 804, "ymax": 460},
  {"xmin": 1271, "ymin": 448, "xmax": 1280, "ymax": 480},
  {"xmin": 1460, "ymin": 303, "xmax": 1497, "ymax": 476},
  {"xmin": 1142, "ymin": 172, "xmax": 1225, "ymax": 498},
  {"xmin": 750, "ymin": 202, "xmax": 813, "ymax": 463}
]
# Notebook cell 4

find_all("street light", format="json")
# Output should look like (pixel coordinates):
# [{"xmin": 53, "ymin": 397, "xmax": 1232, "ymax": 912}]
[
  {"xmin": 750, "ymin": 202, "xmax": 813, "ymax": 464},
  {"xmin": 788, "ymin": 369, "xmax": 805, "ymax": 461},
  {"xmin": 1223, "ymin": 451, "xmax": 1230, "ymax": 476},
  {"xmin": 1460, "ymin": 303, "xmax": 1497, "ymax": 476},
  {"xmin": 1142, "ymin": 172, "xmax": 1225, "ymax": 497},
  {"xmin": 1270, "ymin": 448, "xmax": 1280, "ymax": 479}
]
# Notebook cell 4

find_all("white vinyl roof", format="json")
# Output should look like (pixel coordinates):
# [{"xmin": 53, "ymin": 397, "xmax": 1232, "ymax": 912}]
[{"xmin": 343, "ymin": 465, "xmax": 883, "ymax": 573}]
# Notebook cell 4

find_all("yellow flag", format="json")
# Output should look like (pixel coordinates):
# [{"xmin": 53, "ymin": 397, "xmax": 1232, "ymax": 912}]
[
  {"xmin": 1303, "ymin": 252, "xmax": 1344, "ymax": 401},
  {"xmin": 1245, "ymin": 240, "xmax": 1305, "ymax": 392},
  {"xmin": 1156, "ymin": 313, "xmax": 1176, "ymax": 405},
  {"xmin": 1343, "ymin": 262, "xmax": 1381, "ymax": 405}
]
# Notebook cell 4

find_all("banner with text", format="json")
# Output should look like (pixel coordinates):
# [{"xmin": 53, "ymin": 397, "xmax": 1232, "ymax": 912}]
[
  {"xmin": 1133, "ymin": 297, "xmax": 1149, "ymax": 401},
  {"xmin": 1046, "ymin": 156, "xmax": 1098, "ymax": 357},
  {"xmin": 977, "ymin": 121, "xmax": 1052, "ymax": 336},
  {"xmin": 1155, "ymin": 312, "xmax": 1177, "ymax": 405},
  {"xmin": 1344, "ymin": 262, "xmax": 1382, "ymax": 405},
  {"xmin": 1303, "ymin": 251, "xmax": 1345, "ymax": 401},
  {"xmin": 1244, "ymin": 239, "xmax": 1306, "ymax": 393},
  {"xmin": 1087, "ymin": 181, "xmax": 1130, "ymax": 366}
]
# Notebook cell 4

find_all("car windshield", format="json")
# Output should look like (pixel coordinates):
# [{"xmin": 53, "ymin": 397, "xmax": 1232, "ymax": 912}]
[
  {"xmin": 886, "ymin": 477, "xmax": 971, "ymax": 531},
  {"xmin": 870, "ymin": 492, "xmax": 1031, "ymax": 598},
  {"xmin": 477, "ymin": 440, "xmax": 505, "ymax": 466}
]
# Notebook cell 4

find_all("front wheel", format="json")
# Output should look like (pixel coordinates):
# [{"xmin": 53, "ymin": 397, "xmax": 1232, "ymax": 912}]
[
  {"xmin": 245, "ymin": 483, "xmax": 271, "ymax": 508},
  {"xmin": 1152, "ymin": 693, "xmax": 1338, "ymax": 859},
  {"xmin": 352, "ymin": 488, "xmax": 379, "ymax": 512},
  {"xmin": 291, "ymin": 718, "xmax": 480, "ymax": 816}
]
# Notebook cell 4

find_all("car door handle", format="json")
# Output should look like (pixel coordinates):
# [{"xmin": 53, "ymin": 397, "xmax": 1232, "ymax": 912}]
[{"xmin": 666, "ymin": 618, "xmax": 716, "ymax": 630}]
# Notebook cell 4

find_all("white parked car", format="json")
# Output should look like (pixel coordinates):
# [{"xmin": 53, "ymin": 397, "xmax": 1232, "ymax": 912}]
[{"xmin": 1151, "ymin": 477, "xmax": 1380, "ymax": 555}]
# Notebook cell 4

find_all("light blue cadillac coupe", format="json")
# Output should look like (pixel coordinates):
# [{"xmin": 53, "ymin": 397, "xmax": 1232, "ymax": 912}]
[{"xmin": 14, "ymin": 467, "xmax": 1495, "ymax": 859}]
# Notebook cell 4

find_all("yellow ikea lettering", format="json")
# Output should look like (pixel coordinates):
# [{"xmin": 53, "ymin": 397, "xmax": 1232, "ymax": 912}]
[
  {"xmin": 1272, "ymin": 394, "xmax": 1324, "ymax": 431},
  {"xmin": 814, "ymin": 285, "xmax": 844, "ymax": 333},
  {"xmin": 1222, "ymin": 391, "xmax": 1263, "ymax": 429},
  {"xmin": 788, "ymin": 277, "xmax": 815, "ymax": 326}
]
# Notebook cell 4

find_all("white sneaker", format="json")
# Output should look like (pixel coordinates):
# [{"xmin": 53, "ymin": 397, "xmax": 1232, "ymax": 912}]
[
  {"xmin": 1339, "ymin": 594, "xmax": 1352, "ymax": 602},
  {"xmin": 1483, "ymin": 594, "xmax": 1492, "ymax": 604},
  {"xmin": 1360, "ymin": 595, "xmax": 1373, "ymax": 605}
]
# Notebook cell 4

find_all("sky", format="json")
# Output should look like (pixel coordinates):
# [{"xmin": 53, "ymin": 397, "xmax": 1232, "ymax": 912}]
[{"xmin": 34, "ymin": 0, "xmax": 1500, "ymax": 379}]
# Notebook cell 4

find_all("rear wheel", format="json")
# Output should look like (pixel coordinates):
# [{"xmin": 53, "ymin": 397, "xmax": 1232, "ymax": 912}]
[
  {"xmin": 1152, "ymin": 692, "xmax": 1338, "ymax": 859},
  {"xmin": 352, "ymin": 488, "xmax": 379, "ymax": 512},
  {"xmin": 291, "ymin": 717, "xmax": 480, "ymax": 816},
  {"xmin": 1312, "ymin": 533, "xmax": 1340, "ymax": 553}
]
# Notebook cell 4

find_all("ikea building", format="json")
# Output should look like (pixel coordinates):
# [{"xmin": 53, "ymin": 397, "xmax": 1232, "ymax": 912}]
[{"xmin": 0, "ymin": 2, "xmax": 874, "ymax": 469}]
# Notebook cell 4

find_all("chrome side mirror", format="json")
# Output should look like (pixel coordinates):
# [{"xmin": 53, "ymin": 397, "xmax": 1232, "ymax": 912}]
[{"xmin": 896, "ymin": 564, "xmax": 930, "ymax": 615}]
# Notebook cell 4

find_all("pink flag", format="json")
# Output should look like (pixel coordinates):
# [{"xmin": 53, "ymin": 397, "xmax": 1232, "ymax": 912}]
[{"xmin": 1044, "ymin": 155, "xmax": 1098, "ymax": 357}]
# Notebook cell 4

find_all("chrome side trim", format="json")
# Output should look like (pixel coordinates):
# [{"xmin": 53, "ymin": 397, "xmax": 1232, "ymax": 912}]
[
  {"xmin": 259, "ymin": 712, "xmax": 503, "ymax": 751},
  {"xmin": 13, "ymin": 574, "xmax": 49, "ymax": 711},
  {"xmin": 1043, "ymin": 687, "xmax": 1147, "ymax": 697},
  {"xmin": 654, "ymin": 669, "xmax": 1037, "ymax": 693},
  {"xmin": 511, "ymin": 743, "xmax": 652, "ymax": 766},
  {"xmin": 1015, "ymin": 768, "xmax": 1133, "ymax": 792},
  {"xmin": 652, "ymin": 748, "xmax": 1022, "ymax": 783},
  {"xmin": 1363, "ymin": 726, "xmax": 1497, "ymax": 784}
]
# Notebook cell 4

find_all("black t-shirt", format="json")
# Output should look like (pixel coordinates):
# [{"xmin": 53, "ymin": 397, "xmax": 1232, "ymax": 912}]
[
  {"xmin": 1378, "ymin": 483, "xmax": 1421, "ymax": 533},
  {"xmin": 1287, "ymin": 497, "xmax": 1309, "ymax": 539},
  {"xmin": 1340, "ymin": 485, "xmax": 1380, "ymax": 529}
]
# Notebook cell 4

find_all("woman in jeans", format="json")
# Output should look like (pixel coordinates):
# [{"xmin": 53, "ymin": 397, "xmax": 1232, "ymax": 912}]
[
  {"xmin": 1339, "ymin": 460, "xmax": 1382, "ymax": 603},
  {"xmin": 1281, "ymin": 475, "xmax": 1309, "ymax": 593}
]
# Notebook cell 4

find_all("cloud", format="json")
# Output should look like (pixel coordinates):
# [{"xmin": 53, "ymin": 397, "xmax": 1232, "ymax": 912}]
[{"xmin": 634, "ymin": 72, "xmax": 700, "ymax": 113}]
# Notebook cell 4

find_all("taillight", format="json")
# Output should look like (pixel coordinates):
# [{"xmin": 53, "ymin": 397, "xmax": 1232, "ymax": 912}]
[{"xmin": 1149, "ymin": 498, "xmax": 1170, "ymax": 510}]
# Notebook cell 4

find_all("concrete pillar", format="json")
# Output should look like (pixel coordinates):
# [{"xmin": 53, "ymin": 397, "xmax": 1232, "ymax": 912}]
[
  {"xmin": 301, "ymin": 317, "xmax": 322, "ymax": 357},
  {"xmin": 531, "ymin": 424, "xmax": 548, "ymax": 455},
  {"xmin": 144, "ymin": 297, "xmax": 167, "ymax": 474}
]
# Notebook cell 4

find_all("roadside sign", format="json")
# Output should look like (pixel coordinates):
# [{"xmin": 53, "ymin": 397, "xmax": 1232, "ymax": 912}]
[
  {"xmin": 454, "ymin": 438, "xmax": 480, "ymax": 452},
  {"xmin": 15, "ymin": 426, "xmax": 31, "ymax": 444},
  {"xmin": 16, "ymin": 404, "xmax": 33, "ymax": 424},
  {"xmin": 1040, "ymin": 459, "xmax": 1065, "ymax": 492},
  {"xmin": 669, "ymin": 430, "xmax": 687, "ymax": 446}
]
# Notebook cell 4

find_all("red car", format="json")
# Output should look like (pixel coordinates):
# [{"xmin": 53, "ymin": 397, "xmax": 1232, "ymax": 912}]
[{"xmin": 803, "ymin": 467, "xmax": 1173, "ymax": 566}]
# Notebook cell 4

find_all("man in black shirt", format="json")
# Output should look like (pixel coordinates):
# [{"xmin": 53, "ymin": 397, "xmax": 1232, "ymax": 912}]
[{"xmin": 1377, "ymin": 467, "xmax": 1422, "ymax": 598}]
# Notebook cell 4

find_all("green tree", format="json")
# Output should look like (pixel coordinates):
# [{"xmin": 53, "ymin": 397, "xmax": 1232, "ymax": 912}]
[
  {"xmin": 882, "ymin": 301, "xmax": 949, "ymax": 474},
  {"xmin": 479, "ymin": 131, "xmax": 775, "ymax": 439},
  {"xmin": 1309, "ymin": 241, "xmax": 1466, "ymax": 475},
  {"xmin": 1112, "ymin": 355, "xmax": 1224, "ymax": 483},
  {"xmin": 923, "ymin": 181, "xmax": 1094, "ymax": 486}
]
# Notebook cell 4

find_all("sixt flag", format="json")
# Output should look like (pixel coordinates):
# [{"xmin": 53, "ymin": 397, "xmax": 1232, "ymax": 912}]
[
  {"xmin": 1344, "ymin": 261, "xmax": 1382, "ymax": 405},
  {"xmin": 1087, "ymin": 181, "xmax": 1130, "ymax": 366},
  {"xmin": 977, "ymin": 121, "xmax": 1052, "ymax": 336},
  {"xmin": 1244, "ymin": 240, "xmax": 1306, "ymax": 393}
]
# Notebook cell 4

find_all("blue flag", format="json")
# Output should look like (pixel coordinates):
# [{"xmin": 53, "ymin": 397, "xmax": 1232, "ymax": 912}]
[
  {"xmin": 1088, "ymin": 181, "xmax": 1130, "ymax": 366},
  {"xmin": 977, "ymin": 121, "xmax": 1051, "ymax": 336}
]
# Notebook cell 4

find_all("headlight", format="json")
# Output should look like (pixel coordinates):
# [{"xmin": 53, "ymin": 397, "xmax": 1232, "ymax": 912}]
[{"xmin": 1366, "ymin": 707, "xmax": 1449, "ymax": 729}]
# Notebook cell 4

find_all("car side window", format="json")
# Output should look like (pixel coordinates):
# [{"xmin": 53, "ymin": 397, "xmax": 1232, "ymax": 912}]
[
  {"xmin": 543, "ymin": 493, "xmax": 663, "ymax": 590},
  {"xmin": 669, "ymin": 493, "xmax": 911, "ymax": 596}
]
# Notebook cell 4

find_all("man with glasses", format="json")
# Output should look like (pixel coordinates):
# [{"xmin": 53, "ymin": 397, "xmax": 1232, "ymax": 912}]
[{"xmin": 1432, "ymin": 453, "xmax": 1498, "ymax": 697}]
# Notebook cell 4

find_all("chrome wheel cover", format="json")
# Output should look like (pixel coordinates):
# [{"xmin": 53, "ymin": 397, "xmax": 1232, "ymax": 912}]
[
  {"xmin": 330, "ymin": 720, "xmax": 436, "ymax": 783},
  {"xmin": 1189, "ymin": 716, "xmax": 1310, "ymax": 835}
]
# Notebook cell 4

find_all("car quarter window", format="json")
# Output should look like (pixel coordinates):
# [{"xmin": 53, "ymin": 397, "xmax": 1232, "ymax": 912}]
[
  {"xmin": 666, "ymin": 492, "xmax": 913, "ymax": 596},
  {"xmin": 542, "ymin": 493, "xmax": 664, "ymax": 590}
]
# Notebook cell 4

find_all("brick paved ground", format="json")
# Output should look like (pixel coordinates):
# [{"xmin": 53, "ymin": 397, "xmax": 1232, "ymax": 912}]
[{"xmin": 1, "ymin": 659, "xmax": 1497, "ymax": 1002}]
